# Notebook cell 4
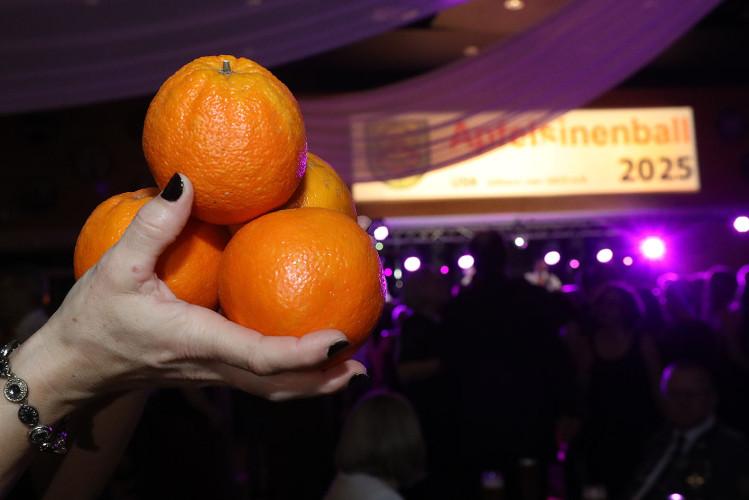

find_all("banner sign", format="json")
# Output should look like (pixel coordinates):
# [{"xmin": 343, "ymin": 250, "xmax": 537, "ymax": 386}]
[{"xmin": 351, "ymin": 107, "xmax": 699, "ymax": 202}]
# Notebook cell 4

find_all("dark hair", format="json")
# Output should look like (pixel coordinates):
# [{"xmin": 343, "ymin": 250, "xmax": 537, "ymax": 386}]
[
  {"xmin": 590, "ymin": 280, "xmax": 646, "ymax": 329},
  {"xmin": 334, "ymin": 390, "xmax": 425, "ymax": 485},
  {"xmin": 469, "ymin": 230, "xmax": 507, "ymax": 276}
]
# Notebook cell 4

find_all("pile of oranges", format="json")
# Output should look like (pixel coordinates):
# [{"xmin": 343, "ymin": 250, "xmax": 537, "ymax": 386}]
[{"xmin": 73, "ymin": 55, "xmax": 385, "ymax": 363}]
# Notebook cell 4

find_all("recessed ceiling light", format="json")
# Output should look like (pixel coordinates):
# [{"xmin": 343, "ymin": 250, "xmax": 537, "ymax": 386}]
[
  {"xmin": 464, "ymin": 45, "xmax": 480, "ymax": 57},
  {"xmin": 504, "ymin": 0, "xmax": 525, "ymax": 10}
]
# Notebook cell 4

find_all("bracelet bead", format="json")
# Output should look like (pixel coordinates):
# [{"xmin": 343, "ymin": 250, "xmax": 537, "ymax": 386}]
[{"xmin": 1, "ymin": 341, "xmax": 69, "ymax": 455}]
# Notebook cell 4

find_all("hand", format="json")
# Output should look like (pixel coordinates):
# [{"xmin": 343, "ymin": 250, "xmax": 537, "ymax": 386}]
[{"xmin": 14, "ymin": 174, "xmax": 365, "ymax": 416}]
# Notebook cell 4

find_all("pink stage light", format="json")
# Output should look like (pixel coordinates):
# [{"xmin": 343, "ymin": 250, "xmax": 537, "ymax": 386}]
[
  {"xmin": 640, "ymin": 236, "xmax": 666, "ymax": 260},
  {"xmin": 623, "ymin": 256, "xmax": 633, "ymax": 266},
  {"xmin": 440, "ymin": 265, "xmax": 450, "ymax": 275},
  {"xmin": 569, "ymin": 259, "xmax": 580, "ymax": 269}
]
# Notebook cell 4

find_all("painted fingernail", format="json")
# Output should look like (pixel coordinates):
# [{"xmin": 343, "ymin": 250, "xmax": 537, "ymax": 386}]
[
  {"xmin": 348, "ymin": 373, "xmax": 369, "ymax": 389},
  {"xmin": 161, "ymin": 173, "xmax": 183, "ymax": 202},
  {"xmin": 327, "ymin": 339, "xmax": 350, "ymax": 358}
]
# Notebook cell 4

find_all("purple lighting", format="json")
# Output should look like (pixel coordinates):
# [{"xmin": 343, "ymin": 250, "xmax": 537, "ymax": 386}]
[
  {"xmin": 623, "ymin": 256, "xmax": 634, "ymax": 266},
  {"xmin": 440, "ymin": 265, "xmax": 450, "ymax": 275},
  {"xmin": 569, "ymin": 259, "xmax": 580, "ymax": 269},
  {"xmin": 640, "ymin": 236, "xmax": 666, "ymax": 260},
  {"xmin": 734, "ymin": 216, "xmax": 749, "ymax": 233},
  {"xmin": 403, "ymin": 256, "xmax": 421, "ymax": 272}
]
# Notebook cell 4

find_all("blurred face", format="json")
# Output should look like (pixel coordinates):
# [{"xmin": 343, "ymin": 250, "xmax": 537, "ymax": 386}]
[
  {"xmin": 592, "ymin": 289, "xmax": 626, "ymax": 327},
  {"xmin": 662, "ymin": 367, "xmax": 717, "ymax": 430}
]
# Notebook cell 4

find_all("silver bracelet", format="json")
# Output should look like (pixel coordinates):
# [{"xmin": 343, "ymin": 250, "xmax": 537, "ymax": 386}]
[{"xmin": 1, "ymin": 341, "xmax": 69, "ymax": 454}]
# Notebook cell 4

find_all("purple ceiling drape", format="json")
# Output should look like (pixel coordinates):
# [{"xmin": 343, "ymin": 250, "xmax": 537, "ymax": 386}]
[{"xmin": 0, "ymin": 0, "xmax": 722, "ymax": 182}]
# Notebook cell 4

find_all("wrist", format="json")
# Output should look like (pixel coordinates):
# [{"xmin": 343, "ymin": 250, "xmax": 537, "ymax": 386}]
[{"xmin": 5, "ymin": 327, "xmax": 89, "ymax": 423}]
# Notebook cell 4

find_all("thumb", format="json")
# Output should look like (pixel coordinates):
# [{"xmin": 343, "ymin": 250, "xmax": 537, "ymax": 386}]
[{"xmin": 112, "ymin": 173, "xmax": 194, "ymax": 283}]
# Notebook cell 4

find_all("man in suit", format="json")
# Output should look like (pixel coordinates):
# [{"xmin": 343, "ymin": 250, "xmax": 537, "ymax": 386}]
[{"xmin": 624, "ymin": 361, "xmax": 749, "ymax": 500}]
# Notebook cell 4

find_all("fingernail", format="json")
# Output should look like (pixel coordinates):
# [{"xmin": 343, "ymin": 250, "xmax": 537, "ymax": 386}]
[
  {"xmin": 348, "ymin": 373, "xmax": 369, "ymax": 389},
  {"xmin": 327, "ymin": 339, "xmax": 350, "ymax": 359},
  {"xmin": 161, "ymin": 173, "xmax": 183, "ymax": 202}
]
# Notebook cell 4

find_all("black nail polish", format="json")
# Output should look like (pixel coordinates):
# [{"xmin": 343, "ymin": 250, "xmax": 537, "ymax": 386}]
[
  {"xmin": 348, "ymin": 373, "xmax": 369, "ymax": 389},
  {"xmin": 327, "ymin": 339, "xmax": 350, "ymax": 359},
  {"xmin": 161, "ymin": 173, "xmax": 183, "ymax": 202}
]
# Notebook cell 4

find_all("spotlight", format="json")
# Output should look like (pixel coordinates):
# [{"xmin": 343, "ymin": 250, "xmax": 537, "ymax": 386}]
[
  {"xmin": 734, "ymin": 216, "xmax": 749, "ymax": 233},
  {"xmin": 440, "ymin": 265, "xmax": 449, "ymax": 275},
  {"xmin": 383, "ymin": 268, "xmax": 393, "ymax": 277},
  {"xmin": 375, "ymin": 242, "xmax": 384, "ymax": 251},
  {"xmin": 623, "ymin": 256, "xmax": 633, "ymax": 266},
  {"xmin": 596, "ymin": 248, "xmax": 613, "ymax": 263},
  {"xmin": 569, "ymin": 259, "xmax": 580, "ymax": 269},
  {"xmin": 640, "ymin": 237, "xmax": 665, "ymax": 260},
  {"xmin": 514, "ymin": 236, "xmax": 527, "ymax": 248},
  {"xmin": 404, "ymin": 256, "xmax": 421, "ymax": 272},
  {"xmin": 373, "ymin": 225, "xmax": 389, "ymax": 241},
  {"xmin": 457, "ymin": 254, "xmax": 474, "ymax": 270},
  {"xmin": 393, "ymin": 269, "xmax": 403, "ymax": 280},
  {"xmin": 544, "ymin": 251, "xmax": 561, "ymax": 266}
]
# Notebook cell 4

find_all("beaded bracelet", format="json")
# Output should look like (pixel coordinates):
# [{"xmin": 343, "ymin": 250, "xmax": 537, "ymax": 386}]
[{"xmin": 1, "ymin": 341, "xmax": 69, "ymax": 454}]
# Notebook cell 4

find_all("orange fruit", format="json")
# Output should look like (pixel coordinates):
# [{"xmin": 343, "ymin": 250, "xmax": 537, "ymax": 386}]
[
  {"xmin": 279, "ymin": 153, "xmax": 357, "ymax": 220},
  {"xmin": 74, "ymin": 188, "xmax": 230, "ymax": 309},
  {"xmin": 142, "ymin": 55, "xmax": 307, "ymax": 225},
  {"xmin": 218, "ymin": 207, "xmax": 386, "ymax": 362}
]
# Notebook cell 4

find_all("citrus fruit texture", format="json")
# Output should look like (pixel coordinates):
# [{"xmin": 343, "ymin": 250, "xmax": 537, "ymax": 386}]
[
  {"xmin": 218, "ymin": 207, "xmax": 386, "ymax": 362},
  {"xmin": 142, "ymin": 55, "xmax": 307, "ymax": 225},
  {"xmin": 73, "ymin": 188, "xmax": 230, "ymax": 309},
  {"xmin": 279, "ymin": 152, "xmax": 357, "ymax": 220}
]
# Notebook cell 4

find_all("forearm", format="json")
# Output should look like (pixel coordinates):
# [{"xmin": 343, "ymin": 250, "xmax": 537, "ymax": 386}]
[
  {"xmin": 32, "ymin": 390, "xmax": 149, "ymax": 500},
  {"xmin": 0, "ymin": 336, "xmax": 75, "ymax": 495}
]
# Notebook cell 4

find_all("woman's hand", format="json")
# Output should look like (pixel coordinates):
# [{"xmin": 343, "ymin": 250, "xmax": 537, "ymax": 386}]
[{"xmin": 13, "ymin": 174, "xmax": 365, "ymax": 417}]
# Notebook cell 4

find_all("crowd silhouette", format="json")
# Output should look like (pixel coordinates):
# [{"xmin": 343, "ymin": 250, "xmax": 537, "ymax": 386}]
[{"xmin": 4, "ymin": 228, "xmax": 749, "ymax": 500}]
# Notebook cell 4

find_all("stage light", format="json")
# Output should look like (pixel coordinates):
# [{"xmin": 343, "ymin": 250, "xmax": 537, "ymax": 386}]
[
  {"xmin": 569, "ymin": 259, "xmax": 580, "ymax": 269},
  {"xmin": 457, "ymin": 254, "xmax": 474, "ymax": 270},
  {"xmin": 596, "ymin": 248, "xmax": 613, "ymax": 263},
  {"xmin": 373, "ymin": 225, "xmax": 389, "ymax": 241},
  {"xmin": 375, "ymin": 242, "xmax": 384, "ymax": 251},
  {"xmin": 514, "ymin": 236, "xmax": 527, "ymax": 248},
  {"xmin": 544, "ymin": 251, "xmax": 561, "ymax": 266},
  {"xmin": 734, "ymin": 216, "xmax": 749, "ymax": 233},
  {"xmin": 623, "ymin": 256, "xmax": 633, "ymax": 266},
  {"xmin": 404, "ymin": 256, "xmax": 421, "ymax": 272},
  {"xmin": 440, "ymin": 265, "xmax": 450, "ymax": 275},
  {"xmin": 383, "ymin": 268, "xmax": 393, "ymax": 277},
  {"xmin": 640, "ymin": 236, "xmax": 665, "ymax": 260},
  {"xmin": 393, "ymin": 269, "xmax": 403, "ymax": 280}
]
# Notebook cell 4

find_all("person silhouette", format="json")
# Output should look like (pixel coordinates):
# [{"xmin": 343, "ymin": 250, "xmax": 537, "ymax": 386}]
[{"xmin": 624, "ymin": 362, "xmax": 749, "ymax": 500}]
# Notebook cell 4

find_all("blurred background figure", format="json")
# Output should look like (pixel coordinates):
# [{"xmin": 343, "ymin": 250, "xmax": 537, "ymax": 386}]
[
  {"xmin": 0, "ymin": 265, "xmax": 50, "ymax": 342},
  {"xmin": 324, "ymin": 389, "xmax": 426, "ymax": 500},
  {"xmin": 395, "ymin": 264, "xmax": 450, "ymax": 498},
  {"xmin": 658, "ymin": 277, "xmax": 716, "ymax": 368},
  {"xmin": 623, "ymin": 362, "xmax": 749, "ymax": 500},
  {"xmin": 525, "ymin": 257, "xmax": 563, "ymax": 292},
  {"xmin": 566, "ymin": 280, "xmax": 663, "ymax": 499},
  {"xmin": 438, "ymin": 230, "xmax": 581, "ymax": 500}
]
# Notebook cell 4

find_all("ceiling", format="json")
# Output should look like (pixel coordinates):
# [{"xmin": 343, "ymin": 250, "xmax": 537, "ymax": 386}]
[{"xmin": 274, "ymin": 0, "xmax": 749, "ymax": 96}]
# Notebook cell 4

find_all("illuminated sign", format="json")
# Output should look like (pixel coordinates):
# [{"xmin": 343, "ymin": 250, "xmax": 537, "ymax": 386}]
[{"xmin": 351, "ymin": 107, "xmax": 699, "ymax": 202}]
